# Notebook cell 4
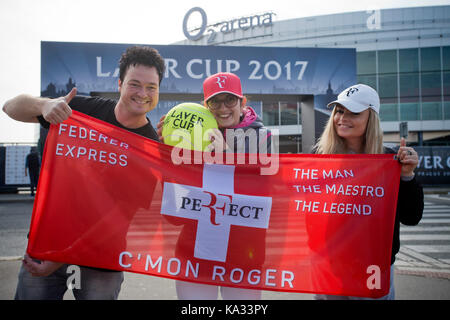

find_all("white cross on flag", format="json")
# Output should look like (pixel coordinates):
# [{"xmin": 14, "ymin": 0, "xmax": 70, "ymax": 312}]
[{"xmin": 161, "ymin": 164, "xmax": 272, "ymax": 262}]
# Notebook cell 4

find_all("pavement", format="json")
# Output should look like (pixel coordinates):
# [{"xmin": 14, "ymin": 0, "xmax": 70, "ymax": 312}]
[{"xmin": 1, "ymin": 189, "xmax": 450, "ymax": 300}]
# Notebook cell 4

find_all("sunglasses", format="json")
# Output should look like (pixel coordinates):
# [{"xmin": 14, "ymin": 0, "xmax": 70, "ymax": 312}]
[{"xmin": 206, "ymin": 94, "xmax": 239, "ymax": 110}]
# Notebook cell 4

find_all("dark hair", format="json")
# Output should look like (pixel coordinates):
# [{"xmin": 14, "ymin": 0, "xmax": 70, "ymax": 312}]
[{"xmin": 119, "ymin": 46, "xmax": 165, "ymax": 84}]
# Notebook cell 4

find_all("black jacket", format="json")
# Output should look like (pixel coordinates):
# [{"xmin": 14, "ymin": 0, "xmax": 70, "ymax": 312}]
[{"xmin": 387, "ymin": 147, "xmax": 424, "ymax": 264}]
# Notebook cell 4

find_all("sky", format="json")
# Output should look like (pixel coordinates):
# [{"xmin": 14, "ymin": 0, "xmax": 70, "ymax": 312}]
[{"xmin": 0, "ymin": 0, "xmax": 448, "ymax": 144}]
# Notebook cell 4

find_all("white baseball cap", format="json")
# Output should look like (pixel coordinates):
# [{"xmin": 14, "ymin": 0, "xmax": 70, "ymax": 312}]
[{"xmin": 327, "ymin": 84, "xmax": 380, "ymax": 114}]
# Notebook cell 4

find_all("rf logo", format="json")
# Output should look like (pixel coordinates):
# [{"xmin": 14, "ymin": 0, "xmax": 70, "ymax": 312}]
[
  {"xmin": 346, "ymin": 87, "xmax": 359, "ymax": 96},
  {"xmin": 161, "ymin": 164, "xmax": 272, "ymax": 262},
  {"xmin": 201, "ymin": 191, "xmax": 230, "ymax": 225},
  {"xmin": 181, "ymin": 191, "xmax": 264, "ymax": 226},
  {"xmin": 215, "ymin": 75, "xmax": 227, "ymax": 88}
]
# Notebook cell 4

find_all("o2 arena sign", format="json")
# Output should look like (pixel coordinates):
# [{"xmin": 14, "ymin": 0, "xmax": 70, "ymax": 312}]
[{"xmin": 183, "ymin": 7, "xmax": 274, "ymax": 43}]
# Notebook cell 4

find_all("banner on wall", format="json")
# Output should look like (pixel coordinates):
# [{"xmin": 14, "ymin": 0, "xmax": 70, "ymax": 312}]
[
  {"xmin": 414, "ymin": 146, "xmax": 450, "ymax": 186},
  {"xmin": 41, "ymin": 41, "xmax": 355, "ymax": 108},
  {"xmin": 28, "ymin": 111, "xmax": 400, "ymax": 298}
]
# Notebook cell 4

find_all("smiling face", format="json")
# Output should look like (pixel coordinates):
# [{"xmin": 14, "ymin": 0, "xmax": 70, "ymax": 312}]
[
  {"xmin": 206, "ymin": 93, "xmax": 244, "ymax": 129},
  {"xmin": 333, "ymin": 104, "xmax": 370, "ymax": 148},
  {"xmin": 118, "ymin": 64, "xmax": 159, "ymax": 117}
]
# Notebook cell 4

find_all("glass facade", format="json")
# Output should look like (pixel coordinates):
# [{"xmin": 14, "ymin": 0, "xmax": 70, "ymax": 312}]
[
  {"xmin": 262, "ymin": 101, "xmax": 279, "ymax": 126},
  {"xmin": 443, "ymin": 46, "xmax": 450, "ymax": 120},
  {"xmin": 357, "ymin": 46, "xmax": 450, "ymax": 122},
  {"xmin": 261, "ymin": 100, "xmax": 301, "ymax": 127},
  {"xmin": 280, "ymin": 102, "xmax": 299, "ymax": 125},
  {"xmin": 260, "ymin": 99, "xmax": 302, "ymax": 153}
]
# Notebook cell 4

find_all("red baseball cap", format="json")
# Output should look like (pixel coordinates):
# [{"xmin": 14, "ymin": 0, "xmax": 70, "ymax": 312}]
[{"xmin": 203, "ymin": 72, "xmax": 243, "ymax": 102}]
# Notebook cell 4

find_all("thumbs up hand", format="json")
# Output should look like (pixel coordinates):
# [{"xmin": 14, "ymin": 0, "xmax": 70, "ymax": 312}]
[
  {"xmin": 41, "ymin": 87, "xmax": 77, "ymax": 124},
  {"xmin": 397, "ymin": 137, "xmax": 418, "ymax": 177}
]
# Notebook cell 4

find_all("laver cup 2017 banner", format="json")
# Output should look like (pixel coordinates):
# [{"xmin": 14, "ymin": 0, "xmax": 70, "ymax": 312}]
[
  {"xmin": 41, "ymin": 41, "xmax": 355, "ymax": 107},
  {"xmin": 27, "ymin": 111, "xmax": 400, "ymax": 298}
]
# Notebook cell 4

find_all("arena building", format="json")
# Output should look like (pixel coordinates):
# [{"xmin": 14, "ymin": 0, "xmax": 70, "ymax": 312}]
[{"xmin": 177, "ymin": 5, "xmax": 450, "ymax": 151}]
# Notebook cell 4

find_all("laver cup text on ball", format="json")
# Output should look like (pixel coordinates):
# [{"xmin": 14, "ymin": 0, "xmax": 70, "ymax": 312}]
[{"xmin": 162, "ymin": 102, "xmax": 218, "ymax": 151}]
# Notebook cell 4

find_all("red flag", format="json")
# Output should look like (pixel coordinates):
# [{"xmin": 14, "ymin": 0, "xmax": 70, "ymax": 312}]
[{"xmin": 28, "ymin": 111, "xmax": 400, "ymax": 298}]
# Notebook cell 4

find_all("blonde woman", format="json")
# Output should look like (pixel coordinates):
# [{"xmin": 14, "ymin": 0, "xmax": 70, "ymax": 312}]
[{"xmin": 313, "ymin": 84, "xmax": 424, "ymax": 300}]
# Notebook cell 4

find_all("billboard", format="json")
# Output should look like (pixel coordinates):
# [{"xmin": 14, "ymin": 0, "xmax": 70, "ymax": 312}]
[
  {"xmin": 0, "ymin": 146, "xmax": 34, "ymax": 192},
  {"xmin": 41, "ymin": 41, "xmax": 356, "ymax": 110},
  {"xmin": 414, "ymin": 146, "xmax": 450, "ymax": 186}
]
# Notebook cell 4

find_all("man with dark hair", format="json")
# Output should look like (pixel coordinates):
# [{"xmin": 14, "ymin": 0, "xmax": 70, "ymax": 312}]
[{"xmin": 3, "ymin": 46, "xmax": 165, "ymax": 300}]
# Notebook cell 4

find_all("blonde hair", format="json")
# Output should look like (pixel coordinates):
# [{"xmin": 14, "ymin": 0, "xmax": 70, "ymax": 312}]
[{"xmin": 314, "ymin": 107, "xmax": 383, "ymax": 154}]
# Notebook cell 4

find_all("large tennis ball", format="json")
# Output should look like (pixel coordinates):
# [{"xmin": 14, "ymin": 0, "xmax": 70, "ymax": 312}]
[{"xmin": 162, "ymin": 102, "xmax": 218, "ymax": 151}]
